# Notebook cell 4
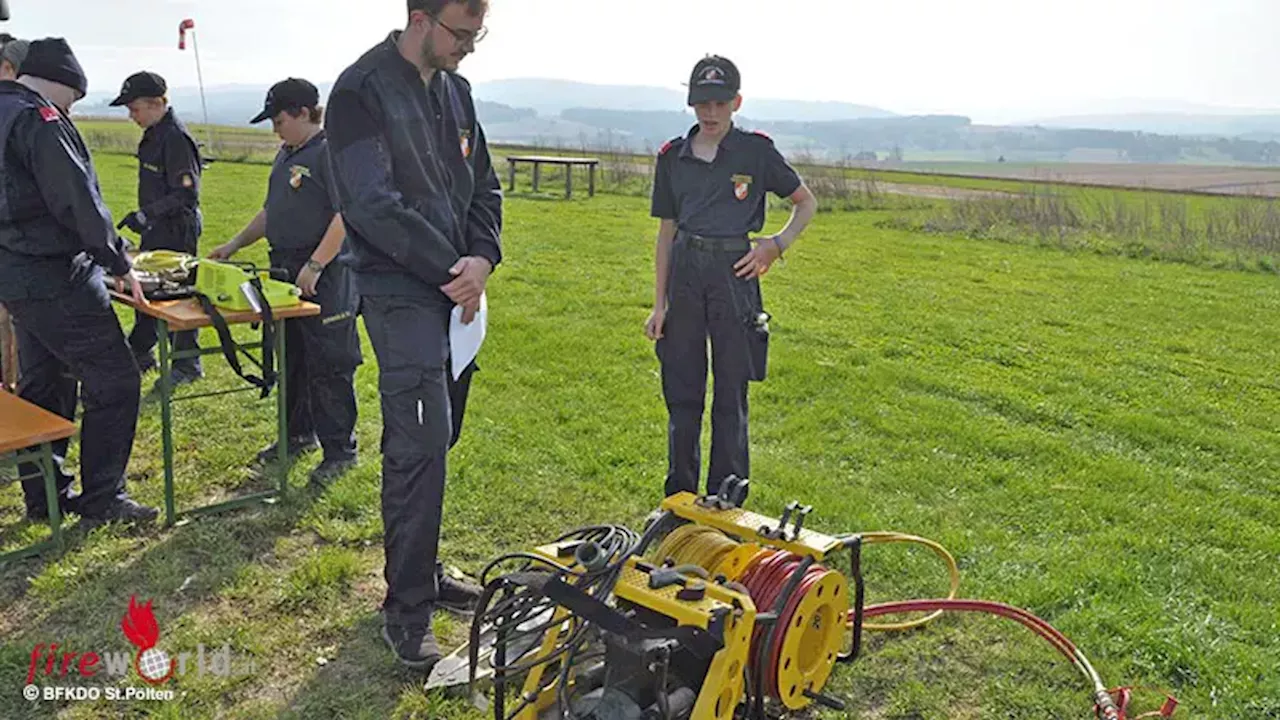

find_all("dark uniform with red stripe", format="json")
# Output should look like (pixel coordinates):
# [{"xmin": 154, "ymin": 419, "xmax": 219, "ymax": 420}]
[
  {"xmin": 650, "ymin": 123, "xmax": 802, "ymax": 498},
  {"xmin": 0, "ymin": 78, "xmax": 142, "ymax": 519}
]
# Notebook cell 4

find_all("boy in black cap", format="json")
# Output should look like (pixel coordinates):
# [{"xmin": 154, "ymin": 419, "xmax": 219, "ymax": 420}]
[
  {"xmin": 210, "ymin": 78, "xmax": 362, "ymax": 486},
  {"xmin": 110, "ymin": 70, "xmax": 205, "ymax": 387},
  {"xmin": 646, "ymin": 55, "xmax": 818, "ymax": 500},
  {"xmin": 0, "ymin": 38, "xmax": 159, "ymax": 525}
]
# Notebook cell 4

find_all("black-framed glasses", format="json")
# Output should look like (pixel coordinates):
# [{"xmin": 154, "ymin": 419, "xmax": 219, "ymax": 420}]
[{"xmin": 433, "ymin": 15, "xmax": 487, "ymax": 45}]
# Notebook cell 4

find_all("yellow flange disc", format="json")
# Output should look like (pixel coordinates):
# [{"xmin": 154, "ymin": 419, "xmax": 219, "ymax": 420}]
[
  {"xmin": 775, "ymin": 570, "xmax": 849, "ymax": 710},
  {"xmin": 713, "ymin": 542, "xmax": 764, "ymax": 582}
]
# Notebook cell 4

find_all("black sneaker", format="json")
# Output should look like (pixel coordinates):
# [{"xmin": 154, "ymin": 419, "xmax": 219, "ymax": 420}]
[
  {"xmin": 24, "ymin": 491, "xmax": 81, "ymax": 523},
  {"xmin": 253, "ymin": 435, "xmax": 319, "ymax": 467},
  {"xmin": 134, "ymin": 353, "xmax": 157, "ymax": 375},
  {"xmin": 437, "ymin": 574, "xmax": 482, "ymax": 616},
  {"xmin": 308, "ymin": 457, "xmax": 357, "ymax": 488},
  {"xmin": 382, "ymin": 623, "xmax": 441, "ymax": 670},
  {"xmin": 151, "ymin": 367, "xmax": 203, "ymax": 394},
  {"xmin": 80, "ymin": 498, "xmax": 159, "ymax": 527}
]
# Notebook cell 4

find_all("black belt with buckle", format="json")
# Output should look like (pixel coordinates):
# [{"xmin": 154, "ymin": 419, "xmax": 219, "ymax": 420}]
[{"xmin": 679, "ymin": 231, "xmax": 751, "ymax": 253}]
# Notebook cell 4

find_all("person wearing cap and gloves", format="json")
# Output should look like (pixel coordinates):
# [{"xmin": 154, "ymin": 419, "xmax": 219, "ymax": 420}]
[
  {"xmin": 0, "ymin": 38, "xmax": 160, "ymax": 525},
  {"xmin": 110, "ymin": 70, "xmax": 205, "ymax": 387},
  {"xmin": 325, "ymin": 0, "xmax": 502, "ymax": 671},
  {"xmin": 646, "ymin": 55, "xmax": 818, "ymax": 502},
  {"xmin": 209, "ymin": 78, "xmax": 362, "ymax": 487}
]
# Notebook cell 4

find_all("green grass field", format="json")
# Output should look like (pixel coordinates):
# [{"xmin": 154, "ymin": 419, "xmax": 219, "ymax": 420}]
[{"xmin": 1, "ymin": 150, "xmax": 1279, "ymax": 719}]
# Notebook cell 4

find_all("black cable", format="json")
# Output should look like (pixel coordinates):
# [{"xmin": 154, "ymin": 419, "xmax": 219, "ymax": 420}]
[{"xmin": 473, "ymin": 518, "xmax": 677, "ymax": 717}]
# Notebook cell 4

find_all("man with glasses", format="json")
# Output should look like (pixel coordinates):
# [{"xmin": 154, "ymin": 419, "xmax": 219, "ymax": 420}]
[{"xmin": 326, "ymin": 0, "xmax": 501, "ymax": 670}]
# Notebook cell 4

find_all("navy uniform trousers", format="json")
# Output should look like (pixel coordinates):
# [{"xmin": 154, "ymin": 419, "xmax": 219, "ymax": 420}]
[
  {"xmin": 657, "ymin": 233, "xmax": 765, "ymax": 499},
  {"xmin": 271, "ymin": 251, "xmax": 362, "ymax": 462},
  {"xmin": 9, "ymin": 272, "xmax": 141, "ymax": 516},
  {"xmin": 361, "ymin": 295, "xmax": 477, "ymax": 628}
]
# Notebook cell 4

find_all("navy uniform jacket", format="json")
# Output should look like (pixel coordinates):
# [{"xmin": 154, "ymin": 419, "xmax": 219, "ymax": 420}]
[
  {"xmin": 0, "ymin": 81, "xmax": 131, "ymax": 302},
  {"xmin": 136, "ymin": 108, "xmax": 202, "ymax": 253},
  {"xmin": 651, "ymin": 124, "xmax": 802, "ymax": 236},
  {"xmin": 325, "ymin": 31, "xmax": 502, "ymax": 302}
]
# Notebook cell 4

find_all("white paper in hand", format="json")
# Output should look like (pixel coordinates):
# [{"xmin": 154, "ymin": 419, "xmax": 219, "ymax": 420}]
[{"xmin": 449, "ymin": 292, "xmax": 487, "ymax": 380}]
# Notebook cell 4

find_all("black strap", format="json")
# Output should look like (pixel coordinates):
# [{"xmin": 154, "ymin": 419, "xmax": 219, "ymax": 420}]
[
  {"xmin": 194, "ymin": 279, "xmax": 277, "ymax": 399},
  {"xmin": 250, "ymin": 276, "xmax": 277, "ymax": 397},
  {"xmin": 542, "ymin": 576, "xmax": 724, "ymax": 660}
]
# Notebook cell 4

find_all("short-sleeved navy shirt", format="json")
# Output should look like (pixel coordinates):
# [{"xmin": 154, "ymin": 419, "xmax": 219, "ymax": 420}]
[
  {"xmin": 650, "ymin": 124, "xmax": 802, "ymax": 236},
  {"xmin": 265, "ymin": 130, "xmax": 337, "ymax": 252}
]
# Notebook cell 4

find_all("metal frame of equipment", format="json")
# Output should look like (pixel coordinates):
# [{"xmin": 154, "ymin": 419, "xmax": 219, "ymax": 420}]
[{"xmin": 432, "ymin": 478, "xmax": 1177, "ymax": 720}]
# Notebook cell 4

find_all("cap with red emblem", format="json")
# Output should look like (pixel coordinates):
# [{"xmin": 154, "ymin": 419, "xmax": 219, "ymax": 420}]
[{"xmin": 687, "ymin": 55, "xmax": 740, "ymax": 106}]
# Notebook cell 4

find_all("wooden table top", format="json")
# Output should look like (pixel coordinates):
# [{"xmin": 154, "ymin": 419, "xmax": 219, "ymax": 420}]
[
  {"xmin": 0, "ymin": 391, "xmax": 77, "ymax": 455},
  {"xmin": 109, "ymin": 291, "xmax": 321, "ymax": 332}
]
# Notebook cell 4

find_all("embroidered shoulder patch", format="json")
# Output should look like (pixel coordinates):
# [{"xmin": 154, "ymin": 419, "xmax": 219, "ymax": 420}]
[
  {"xmin": 39, "ymin": 107, "xmax": 59, "ymax": 123},
  {"xmin": 751, "ymin": 130, "xmax": 773, "ymax": 141},
  {"xmin": 288, "ymin": 165, "xmax": 311, "ymax": 189}
]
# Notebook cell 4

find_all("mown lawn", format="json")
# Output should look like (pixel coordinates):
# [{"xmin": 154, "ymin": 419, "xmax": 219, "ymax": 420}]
[{"xmin": 1, "ymin": 153, "xmax": 1278, "ymax": 719}]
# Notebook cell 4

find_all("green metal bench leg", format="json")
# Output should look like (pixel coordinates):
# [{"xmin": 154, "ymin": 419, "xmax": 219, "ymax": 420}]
[
  {"xmin": 1, "ymin": 442, "xmax": 61, "ymax": 564},
  {"xmin": 146, "ymin": 316, "xmax": 291, "ymax": 525},
  {"xmin": 158, "ymin": 321, "xmax": 176, "ymax": 526},
  {"xmin": 275, "ymin": 318, "xmax": 288, "ymax": 496},
  {"xmin": 40, "ymin": 443, "xmax": 62, "ymax": 552}
]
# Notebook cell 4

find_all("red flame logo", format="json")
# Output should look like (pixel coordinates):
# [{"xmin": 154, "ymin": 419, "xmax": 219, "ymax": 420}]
[{"xmin": 121, "ymin": 596, "xmax": 176, "ymax": 685}]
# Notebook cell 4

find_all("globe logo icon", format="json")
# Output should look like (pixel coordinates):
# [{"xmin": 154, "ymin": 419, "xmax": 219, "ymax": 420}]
[
  {"xmin": 122, "ymin": 596, "xmax": 176, "ymax": 685},
  {"xmin": 138, "ymin": 648, "xmax": 172, "ymax": 682}
]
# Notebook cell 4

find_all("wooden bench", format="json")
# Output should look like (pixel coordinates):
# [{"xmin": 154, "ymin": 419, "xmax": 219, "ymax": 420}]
[
  {"xmin": 506, "ymin": 155, "xmax": 600, "ymax": 199},
  {"xmin": 0, "ymin": 391, "xmax": 77, "ymax": 563}
]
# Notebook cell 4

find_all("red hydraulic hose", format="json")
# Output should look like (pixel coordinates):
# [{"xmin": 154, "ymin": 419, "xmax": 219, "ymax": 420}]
[{"xmin": 853, "ymin": 599, "xmax": 1127, "ymax": 719}]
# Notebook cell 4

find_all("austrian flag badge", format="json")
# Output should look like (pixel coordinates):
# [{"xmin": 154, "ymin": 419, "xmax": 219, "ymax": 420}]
[
  {"xmin": 460, "ymin": 129, "xmax": 472, "ymax": 159},
  {"xmin": 732, "ymin": 174, "xmax": 753, "ymax": 201}
]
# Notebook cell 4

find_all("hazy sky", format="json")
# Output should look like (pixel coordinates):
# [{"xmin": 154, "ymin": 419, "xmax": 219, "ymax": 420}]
[{"xmin": 4, "ymin": 0, "xmax": 1279, "ymax": 123}]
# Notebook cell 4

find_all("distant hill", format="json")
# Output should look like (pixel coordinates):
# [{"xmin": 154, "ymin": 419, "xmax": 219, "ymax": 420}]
[
  {"xmin": 1028, "ymin": 113, "xmax": 1280, "ymax": 142},
  {"xmin": 472, "ymin": 78, "xmax": 897, "ymax": 121},
  {"xmin": 67, "ymin": 79, "xmax": 1280, "ymax": 166}
]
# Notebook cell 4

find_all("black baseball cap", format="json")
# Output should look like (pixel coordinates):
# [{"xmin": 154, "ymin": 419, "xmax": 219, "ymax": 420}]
[
  {"xmin": 109, "ymin": 71, "xmax": 166, "ymax": 106},
  {"xmin": 250, "ymin": 78, "xmax": 319, "ymax": 124},
  {"xmin": 20, "ymin": 38, "xmax": 87, "ymax": 98},
  {"xmin": 687, "ymin": 55, "xmax": 740, "ymax": 105}
]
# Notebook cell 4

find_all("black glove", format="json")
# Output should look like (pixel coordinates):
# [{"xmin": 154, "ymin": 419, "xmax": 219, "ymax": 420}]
[{"xmin": 116, "ymin": 210, "xmax": 150, "ymax": 234}]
